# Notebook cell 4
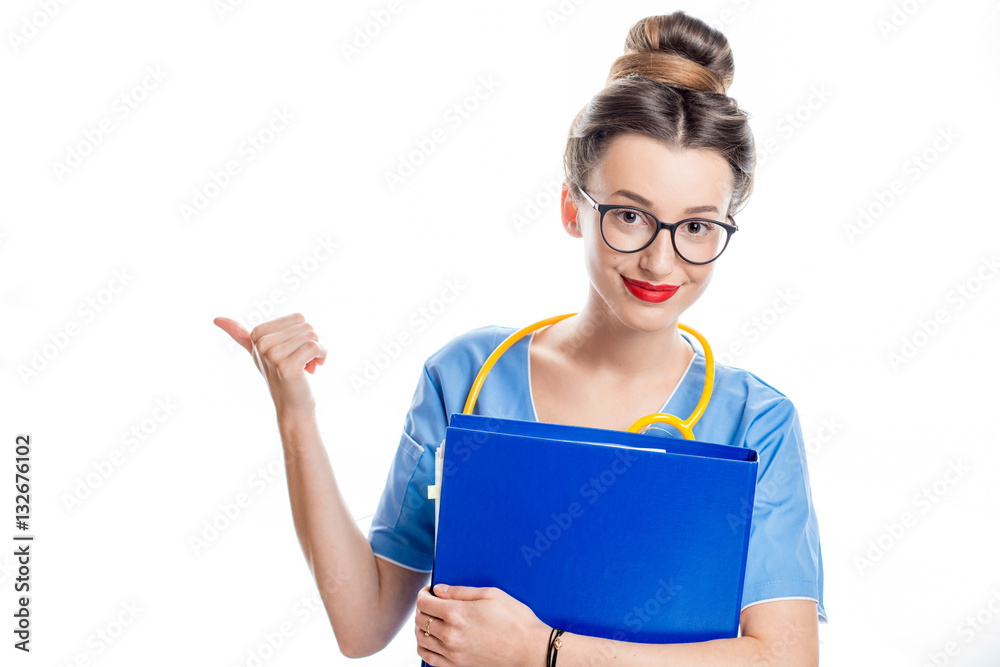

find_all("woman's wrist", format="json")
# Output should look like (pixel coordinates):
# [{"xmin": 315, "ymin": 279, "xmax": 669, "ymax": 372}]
[
  {"xmin": 546, "ymin": 627, "xmax": 566, "ymax": 666},
  {"xmin": 275, "ymin": 403, "xmax": 318, "ymax": 444},
  {"xmin": 533, "ymin": 623, "xmax": 553, "ymax": 667},
  {"xmin": 275, "ymin": 400, "xmax": 316, "ymax": 424}
]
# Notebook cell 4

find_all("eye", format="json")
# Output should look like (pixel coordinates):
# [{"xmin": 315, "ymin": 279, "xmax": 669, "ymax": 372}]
[
  {"xmin": 680, "ymin": 221, "xmax": 715, "ymax": 237},
  {"xmin": 610, "ymin": 208, "xmax": 649, "ymax": 226}
]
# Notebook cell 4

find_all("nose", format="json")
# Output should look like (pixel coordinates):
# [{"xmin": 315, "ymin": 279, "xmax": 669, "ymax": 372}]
[{"xmin": 638, "ymin": 226, "xmax": 677, "ymax": 275}]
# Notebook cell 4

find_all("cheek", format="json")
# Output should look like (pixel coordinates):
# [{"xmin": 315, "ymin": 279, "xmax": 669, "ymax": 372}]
[
  {"xmin": 585, "ymin": 238, "xmax": 622, "ymax": 269},
  {"xmin": 687, "ymin": 268, "xmax": 713, "ymax": 295},
  {"xmin": 581, "ymin": 224, "xmax": 629, "ymax": 285},
  {"xmin": 585, "ymin": 248, "xmax": 624, "ymax": 286}
]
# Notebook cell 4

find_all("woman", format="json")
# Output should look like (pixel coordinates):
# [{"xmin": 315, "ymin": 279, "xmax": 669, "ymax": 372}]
[{"xmin": 216, "ymin": 10, "xmax": 826, "ymax": 666}]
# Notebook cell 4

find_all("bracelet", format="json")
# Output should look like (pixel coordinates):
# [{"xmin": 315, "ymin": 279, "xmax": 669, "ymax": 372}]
[{"xmin": 546, "ymin": 628, "xmax": 565, "ymax": 667}]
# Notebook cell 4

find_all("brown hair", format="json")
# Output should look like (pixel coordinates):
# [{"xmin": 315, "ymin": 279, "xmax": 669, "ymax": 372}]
[{"xmin": 563, "ymin": 11, "xmax": 755, "ymax": 218}]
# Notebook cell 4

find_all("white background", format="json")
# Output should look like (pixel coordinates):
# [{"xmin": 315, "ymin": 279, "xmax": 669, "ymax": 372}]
[{"xmin": 2, "ymin": 0, "xmax": 999, "ymax": 665}]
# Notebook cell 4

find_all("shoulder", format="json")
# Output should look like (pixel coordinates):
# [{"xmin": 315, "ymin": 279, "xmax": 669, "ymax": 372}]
[
  {"xmin": 422, "ymin": 324, "xmax": 514, "ymax": 381},
  {"xmin": 695, "ymin": 348, "xmax": 801, "ymax": 444},
  {"xmin": 412, "ymin": 324, "xmax": 521, "ymax": 421},
  {"xmin": 712, "ymin": 355, "xmax": 796, "ymax": 414}
]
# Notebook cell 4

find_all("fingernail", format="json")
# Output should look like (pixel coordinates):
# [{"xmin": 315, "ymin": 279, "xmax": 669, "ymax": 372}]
[{"xmin": 435, "ymin": 584, "xmax": 448, "ymax": 593}]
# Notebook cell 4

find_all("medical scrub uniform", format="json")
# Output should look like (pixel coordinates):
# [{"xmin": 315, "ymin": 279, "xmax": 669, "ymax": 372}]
[{"xmin": 367, "ymin": 325, "xmax": 827, "ymax": 623}]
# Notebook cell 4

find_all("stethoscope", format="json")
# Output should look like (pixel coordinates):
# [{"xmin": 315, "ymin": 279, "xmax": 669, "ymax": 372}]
[{"xmin": 461, "ymin": 312, "xmax": 715, "ymax": 440}]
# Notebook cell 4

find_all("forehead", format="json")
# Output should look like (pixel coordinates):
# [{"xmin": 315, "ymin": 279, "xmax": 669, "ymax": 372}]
[{"xmin": 591, "ymin": 133, "xmax": 733, "ymax": 213}]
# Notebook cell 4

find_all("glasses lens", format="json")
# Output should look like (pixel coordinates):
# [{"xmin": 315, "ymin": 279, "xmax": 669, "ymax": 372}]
[
  {"xmin": 673, "ymin": 220, "xmax": 729, "ymax": 263},
  {"xmin": 601, "ymin": 207, "xmax": 659, "ymax": 252}
]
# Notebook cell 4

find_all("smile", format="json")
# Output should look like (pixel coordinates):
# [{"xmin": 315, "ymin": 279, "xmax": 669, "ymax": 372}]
[{"xmin": 621, "ymin": 275, "xmax": 679, "ymax": 303}]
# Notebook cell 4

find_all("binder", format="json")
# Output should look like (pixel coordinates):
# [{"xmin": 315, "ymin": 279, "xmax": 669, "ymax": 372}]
[{"xmin": 423, "ymin": 412, "xmax": 758, "ymax": 654}]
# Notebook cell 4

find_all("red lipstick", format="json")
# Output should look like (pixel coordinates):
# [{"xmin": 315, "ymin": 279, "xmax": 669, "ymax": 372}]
[{"xmin": 621, "ymin": 276, "xmax": 679, "ymax": 303}]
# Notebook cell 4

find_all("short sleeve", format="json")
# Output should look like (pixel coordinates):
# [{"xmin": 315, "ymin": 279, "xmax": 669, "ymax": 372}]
[
  {"xmin": 741, "ymin": 396, "xmax": 828, "ymax": 623},
  {"xmin": 367, "ymin": 364, "xmax": 445, "ymax": 573}
]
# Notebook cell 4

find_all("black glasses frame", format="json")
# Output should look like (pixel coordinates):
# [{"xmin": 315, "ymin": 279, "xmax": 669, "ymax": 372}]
[{"xmin": 577, "ymin": 187, "xmax": 739, "ymax": 265}]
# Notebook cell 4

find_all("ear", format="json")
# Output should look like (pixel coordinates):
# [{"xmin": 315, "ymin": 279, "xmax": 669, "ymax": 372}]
[{"xmin": 560, "ymin": 182, "xmax": 583, "ymax": 239}]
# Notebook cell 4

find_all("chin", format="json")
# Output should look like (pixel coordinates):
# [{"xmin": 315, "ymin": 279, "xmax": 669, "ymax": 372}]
[{"xmin": 617, "ymin": 300, "xmax": 690, "ymax": 332}]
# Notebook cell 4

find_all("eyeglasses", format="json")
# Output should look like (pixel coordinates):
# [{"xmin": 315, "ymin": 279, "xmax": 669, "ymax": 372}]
[{"xmin": 577, "ymin": 187, "xmax": 739, "ymax": 265}]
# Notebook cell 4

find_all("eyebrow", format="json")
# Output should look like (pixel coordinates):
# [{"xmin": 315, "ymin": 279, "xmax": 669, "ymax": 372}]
[{"xmin": 610, "ymin": 189, "xmax": 720, "ymax": 216}]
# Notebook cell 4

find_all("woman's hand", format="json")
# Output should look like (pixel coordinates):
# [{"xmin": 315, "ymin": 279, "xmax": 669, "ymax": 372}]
[
  {"xmin": 214, "ymin": 313, "xmax": 327, "ymax": 416},
  {"xmin": 414, "ymin": 583, "xmax": 552, "ymax": 667}
]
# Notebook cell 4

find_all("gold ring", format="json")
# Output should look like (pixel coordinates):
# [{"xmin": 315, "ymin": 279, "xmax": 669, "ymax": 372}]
[{"xmin": 424, "ymin": 616, "xmax": 435, "ymax": 636}]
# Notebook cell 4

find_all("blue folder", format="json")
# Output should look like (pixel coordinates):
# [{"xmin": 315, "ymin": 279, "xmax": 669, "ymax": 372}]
[{"xmin": 423, "ymin": 412, "xmax": 758, "ymax": 659}]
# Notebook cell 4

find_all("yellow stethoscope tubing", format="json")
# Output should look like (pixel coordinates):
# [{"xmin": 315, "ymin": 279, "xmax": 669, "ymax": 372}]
[{"xmin": 461, "ymin": 312, "xmax": 715, "ymax": 440}]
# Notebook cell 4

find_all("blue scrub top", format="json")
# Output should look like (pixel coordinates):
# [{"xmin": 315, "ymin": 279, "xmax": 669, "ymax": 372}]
[{"xmin": 368, "ymin": 324, "xmax": 827, "ymax": 623}]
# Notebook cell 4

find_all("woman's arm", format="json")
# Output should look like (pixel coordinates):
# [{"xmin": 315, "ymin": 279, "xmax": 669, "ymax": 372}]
[
  {"xmin": 215, "ymin": 313, "xmax": 426, "ymax": 658},
  {"xmin": 279, "ymin": 408, "xmax": 428, "ymax": 658},
  {"xmin": 547, "ymin": 599, "xmax": 818, "ymax": 667},
  {"xmin": 416, "ymin": 586, "xmax": 818, "ymax": 667}
]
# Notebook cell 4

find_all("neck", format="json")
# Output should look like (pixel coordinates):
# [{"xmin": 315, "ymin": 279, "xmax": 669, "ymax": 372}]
[{"xmin": 555, "ymin": 291, "xmax": 693, "ymax": 379}]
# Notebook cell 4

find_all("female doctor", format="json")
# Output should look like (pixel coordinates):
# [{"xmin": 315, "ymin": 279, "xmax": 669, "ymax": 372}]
[{"xmin": 215, "ymin": 10, "xmax": 826, "ymax": 666}]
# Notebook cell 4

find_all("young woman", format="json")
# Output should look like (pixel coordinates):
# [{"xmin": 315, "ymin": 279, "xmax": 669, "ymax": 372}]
[{"xmin": 216, "ymin": 10, "xmax": 826, "ymax": 666}]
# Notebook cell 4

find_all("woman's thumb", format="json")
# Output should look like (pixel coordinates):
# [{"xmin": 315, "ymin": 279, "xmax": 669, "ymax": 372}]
[
  {"xmin": 214, "ymin": 317, "xmax": 252, "ymax": 355},
  {"xmin": 434, "ymin": 584, "xmax": 481, "ymax": 600}
]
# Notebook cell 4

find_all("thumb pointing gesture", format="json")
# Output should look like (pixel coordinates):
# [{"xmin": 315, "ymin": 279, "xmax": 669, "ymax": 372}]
[
  {"xmin": 214, "ymin": 316, "xmax": 253, "ymax": 354},
  {"xmin": 214, "ymin": 313, "xmax": 327, "ymax": 415}
]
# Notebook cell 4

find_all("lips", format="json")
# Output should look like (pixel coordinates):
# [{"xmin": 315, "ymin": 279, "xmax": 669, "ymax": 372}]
[
  {"xmin": 623, "ymin": 277, "xmax": 678, "ymax": 292},
  {"xmin": 621, "ymin": 275, "xmax": 679, "ymax": 303}
]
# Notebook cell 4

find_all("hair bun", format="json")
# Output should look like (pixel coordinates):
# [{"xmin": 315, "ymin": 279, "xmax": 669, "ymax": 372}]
[{"xmin": 607, "ymin": 12, "xmax": 735, "ymax": 95}]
